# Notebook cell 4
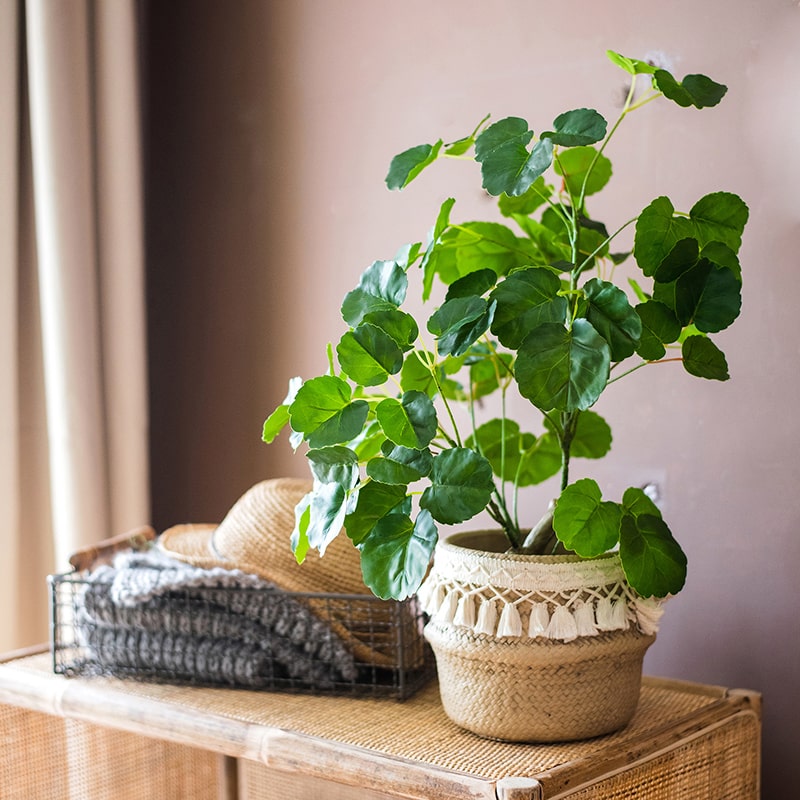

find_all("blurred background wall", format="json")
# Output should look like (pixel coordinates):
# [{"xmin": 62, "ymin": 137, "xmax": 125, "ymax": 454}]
[{"xmin": 141, "ymin": 1, "xmax": 799, "ymax": 794}]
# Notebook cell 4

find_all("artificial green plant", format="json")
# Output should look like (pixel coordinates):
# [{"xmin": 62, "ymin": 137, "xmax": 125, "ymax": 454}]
[{"xmin": 263, "ymin": 50, "xmax": 748, "ymax": 602}]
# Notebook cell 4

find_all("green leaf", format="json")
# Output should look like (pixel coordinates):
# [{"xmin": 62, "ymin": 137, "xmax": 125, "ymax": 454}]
[
  {"xmin": 361, "ymin": 309, "xmax": 419, "ymax": 351},
  {"xmin": 583, "ymin": 278, "xmax": 642, "ymax": 361},
  {"xmin": 681, "ymin": 335, "xmax": 729, "ymax": 380},
  {"xmin": 701, "ymin": 241, "xmax": 741, "ymax": 280},
  {"xmin": 341, "ymin": 260, "xmax": 408, "ymax": 326},
  {"xmin": 421, "ymin": 197, "xmax": 456, "ymax": 300},
  {"xmin": 376, "ymin": 391, "xmax": 437, "ymax": 449},
  {"xmin": 553, "ymin": 146, "xmax": 612, "ymax": 197},
  {"xmin": 689, "ymin": 192, "xmax": 749, "ymax": 254},
  {"xmin": 344, "ymin": 481, "xmax": 410, "ymax": 546},
  {"xmin": 291, "ymin": 493, "xmax": 312, "ymax": 563},
  {"xmin": 350, "ymin": 419, "xmax": 387, "ymax": 461},
  {"xmin": 547, "ymin": 409, "xmax": 612, "ymax": 459},
  {"xmin": 654, "ymin": 69, "xmax": 727, "ymax": 109},
  {"xmin": 635, "ymin": 300, "xmax": 681, "ymax": 360},
  {"xmin": 634, "ymin": 197, "xmax": 695, "ymax": 277},
  {"xmin": 497, "ymin": 176, "xmax": 551, "ymax": 216},
  {"xmin": 425, "ymin": 221, "xmax": 542, "ymax": 289},
  {"xmin": 619, "ymin": 513, "xmax": 687, "ymax": 597},
  {"xmin": 466, "ymin": 418, "xmax": 527, "ymax": 482},
  {"xmin": 490, "ymin": 268, "xmax": 568, "ymax": 349},
  {"xmin": 385, "ymin": 140, "xmax": 443, "ymax": 189},
  {"xmin": 289, "ymin": 376, "xmax": 369, "ymax": 448},
  {"xmin": 420, "ymin": 447, "xmax": 495, "ymax": 524},
  {"xmin": 622, "ymin": 486, "xmax": 663, "ymax": 520},
  {"xmin": 474, "ymin": 117, "xmax": 554, "ymax": 196},
  {"xmin": 400, "ymin": 350, "xmax": 437, "ymax": 396},
  {"xmin": 305, "ymin": 446, "xmax": 359, "ymax": 485},
  {"xmin": 517, "ymin": 432, "xmax": 562, "ymax": 486},
  {"xmin": 427, "ymin": 296, "xmax": 496, "ymax": 358},
  {"xmin": 337, "ymin": 323, "xmax": 404, "ymax": 386},
  {"xmin": 542, "ymin": 108, "xmax": 607, "ymax": 147},
  {"xmin": 469, "ymin": 352, "xmax": 514, "ymax": 400},
  {"xmin": 445, "ymin": 268, "xmax": 498, "ymax": 301},
  {"xmin": 606, "ymin": 50, "xmax": 656, "ymax": 75},
  {"xmin": 262, "ymin": 404, "xmax": 289, "ymax": 444},
  {"xmin": 515, "ymin": 320, "xmax": 611, "ymax": 412},
  {"xmin": 653, "ymin": 237, "xmax": 699, "ymax": 283},
  {"xmin": 359, "ymin": 510, "xmax": 438, "ymax": 600},
  {"xmin": 366, "ymin": 442, "xmax": 433, "ymax": 484},
  {"xmin": 305, "ymin": 481, "xmax": 351, "ymax": 553},
  {"xmin": 553, "ymin": 479, "xmax": 622, "ymax": 557}
]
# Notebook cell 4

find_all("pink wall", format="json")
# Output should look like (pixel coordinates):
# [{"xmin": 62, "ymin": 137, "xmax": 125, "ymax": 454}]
[{"xmin": 144, "ymin": 1, "xmax": 799, "ymax": 793}]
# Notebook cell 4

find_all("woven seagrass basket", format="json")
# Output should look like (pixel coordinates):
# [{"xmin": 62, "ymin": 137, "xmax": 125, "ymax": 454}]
[{"xmin": 417, "ymin": 530, "xmax": 661, "ymax": 742}]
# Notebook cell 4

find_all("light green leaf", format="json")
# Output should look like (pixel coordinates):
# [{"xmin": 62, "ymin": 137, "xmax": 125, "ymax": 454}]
[
  {"xmin": 681, "ymin": 335, "xmax": 729, "ymax": 380},
  {"xmin": 376, "ymin": 391, "xmax": 437, "ymax": 449},
  {"xmin": 420, "ymin": 448, "xmax": 495, "ymax": 524},
  {"xmin": 359, "ymin": 509, "xmax": 438, "ymax": 600},
  {"xmin": 497, "ymin": 176, "xmax": 551, "ymax": 216},
  {"xmin": 305, "ymin": 482, "xmax": 350, "ymax": 553},
  {"xmin": 619, "ymin": 513, "xmax": 687, "ymax": 597},
  {"xmin": 622, "ymin": 486, "xmax": 662, "ymax": 520},
  {"xmin": 553, "ymin": 146, "xmax": 612, "ymax": 197},
  {"xmin": 517, "ymin": 431, "xmax": 562, "ymax": 486},
  {"xmin": 400, "ymin": 350, "xmax": 437, "ymax": 396},
  {"xmin": 385, "ymin": 140, "xmax": 443, "ymax": 189},
  {"xmin": 466, "ymin": 418, "xmax": 527, "ymax": 482},
  {"xmin": 544, "ymin": 410, "xmax": 612, "ymax": 459},
  {"xmin": 291, "ymin": 493, "xmax": 312, "ymax": 563},
  {"xmin": 305, "ymin": 446, "xmax": 359, "ymax": 486},
  {"xmin": 289, "ymin": 376, "xmax": 369, "ymax": 448},
  {"xmin": 542, "ymin": 108, "xmax": 607, "ymax": 147},
  {"xmin": 553, "ymin": 479, "xmax": 622, "ymax": 557},
  {"xmin": 515, "ymin": 320, "xmax": 611, "ymax": 412},
  {"xmin": 606, "ymin": 50, "xmax": 657, "ymax": 75},
  {"xmin": 262, "ymin": 404, "xmax": 289, "ymax": 444},
  {"xmin": 336, "ymin": 323, "xmax": 404, "ymax": 386},
  {"xmin": 469, "ymin": 352, "xmax": 514, "ymax": 400}
]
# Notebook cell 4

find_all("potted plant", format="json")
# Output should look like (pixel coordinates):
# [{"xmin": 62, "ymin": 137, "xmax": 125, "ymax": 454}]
[{"xmin": 263, "ymin": 50, "xmax": 747, "ymax": 741}]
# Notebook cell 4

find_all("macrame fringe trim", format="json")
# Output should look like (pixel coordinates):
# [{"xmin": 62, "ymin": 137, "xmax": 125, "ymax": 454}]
[{"xmin": 419, "ymin": 575, "xmax": 665, "ymax": 642}]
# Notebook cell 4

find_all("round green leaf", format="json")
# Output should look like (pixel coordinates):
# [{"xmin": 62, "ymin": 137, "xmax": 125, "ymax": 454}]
[
  {"xmin": 305, "ymin": 482, "xmax": 350, "ymax": 553},
  {"xmin": 693, "ymin": 266, "xmax": 742, "ymax": 333},
  {"xmin": 689, "ymin": 192, "xmax": 749, "ymax": 253},
  {"xmin": 345, "ymin": 481, "xmax": 410, "ymax": 546},
  {"xmin": 427, "ymin": 296, "xmax": 496, "ymax": 358},
  {"xmin": 385, "ymin": 140, "xmax": 443, "ymax": 190},
  {"xmin": 515, "ymin": 320, "xmax": 611, "ymax": 412},
  {"xmin": 420, "ymin": 448, "xmax": 495, "ymax": 524},
  {"xmin": 542, "ymin": 108, "xmax": 607, "ymax": 147},
  {"xmin": 337, "ymin": 323, "xmax": 404, "ymax": 386},
  {"xmin": 681, "ymin": 335, "xmax": 729, "ymax": 380},
  {"xmin": 466, "ymin": 418, "xmax": 525, "ymax": 482},
  {"xmin": 635, "ymin": 300, "xmax": 681, "ymax": 360},
  {"xmin": 359, "ymin": 509, "xmax": 438, "ymax": 600},
  {"xmin": 445, "ymin": 268, "xmax": 498, "ymax": 301},
  {"xmin": 553, "ymin": 145, "xmax": 612, "ymax": 197},
  {"xmin": 517, "ymin": 431, "xmax": 562, "ymax": 486},
  {"xmin": 376, "ymin": 391, "xmax": 437, "ymax": 449},
  {"xmin": 634, "ymin": 196, "xmax": 696, "ymax": 277},
  {"xmin": 584, "ymin": 278, "xmax": 642, "ymax": 361},
  {"xmin": 305, "ymin": 446, "xmax": 359, "ymax": 486},
  {"xmin": 490, "ymin": 267, "xmax": 567, "ymax": 349},
  {"xmin": 619, "ymin": 513, "xmax": 687, "ymax": 598},
  {"xmin": 563, "ymin": 410, "xmax": 612, "ymax": 459},
  {"xmin": 654, "ymin": 69, "xmax": 727, "ymax": 109},
  {"xmin": 289, "ymin": 376, "xmax": 370, "ymax": 448},
  {"xmin": 469, "ymin": 352, "xmax": 514, "ymax": 400},
  {"xmin": 366, "ymin": 442, "xmax": 433, "ymax": 485},
  {"xmin": 362, "ymin": 308, "xmax": 419, "ymax": 351},
  {"xmin": 553, "ymin": 479, "xmax": 622, "ymax": 557},
  {"xmin": 622, "ymin": 486, "xmax": 662, "ymax": 520}
]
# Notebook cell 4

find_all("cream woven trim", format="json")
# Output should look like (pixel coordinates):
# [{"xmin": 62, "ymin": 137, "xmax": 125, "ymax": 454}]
[{"xmin": 417, "ymin": 551, "xmax": 664, "ymax": 643}]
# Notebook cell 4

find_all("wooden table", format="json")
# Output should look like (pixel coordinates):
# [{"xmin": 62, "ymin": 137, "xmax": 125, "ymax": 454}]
[{"xmin": 0, "ymin": 646, "xmax": 760, "ymax": 799}]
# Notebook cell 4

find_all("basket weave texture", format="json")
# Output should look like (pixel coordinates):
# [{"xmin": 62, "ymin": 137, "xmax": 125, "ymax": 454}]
[{"xmin": 419, "ymin": 531, "xmax": 658, "ymax": 741}]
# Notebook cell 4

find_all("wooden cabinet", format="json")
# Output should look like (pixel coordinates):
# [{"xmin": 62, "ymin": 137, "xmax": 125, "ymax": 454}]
[{"xmin": 0, "ymin": 647, "xmax": 760, "ymax": 799}]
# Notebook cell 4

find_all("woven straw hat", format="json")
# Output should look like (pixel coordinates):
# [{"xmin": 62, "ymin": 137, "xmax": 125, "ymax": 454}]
[{"xmin": 157, "ymin": 477, "xmax": 397, "ymax": 666}]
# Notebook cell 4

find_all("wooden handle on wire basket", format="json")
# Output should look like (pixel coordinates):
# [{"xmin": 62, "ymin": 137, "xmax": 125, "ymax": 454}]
[{"xmin": 68, "ymin": 525, "xmax": 157, "ymax": 572}]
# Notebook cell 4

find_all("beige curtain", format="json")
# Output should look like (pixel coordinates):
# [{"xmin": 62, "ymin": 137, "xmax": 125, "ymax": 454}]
[{"xmin": 0, "ymin": 0, "xmax": 149, "ymax": 652}]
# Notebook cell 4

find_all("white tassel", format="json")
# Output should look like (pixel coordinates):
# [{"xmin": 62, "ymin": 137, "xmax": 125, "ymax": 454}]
[
  {"xmin": 547, "ymin": 605, "xmax": 578, "ymax": 642},
  {"xmin": 595, "ymin": 595, "xmax": 616, "ymax": 631},
  {"xmin": 527, "ymin": 602, "xmax": 550, "ymax": 638},
  {"xmin": 497, "ymin": 602, "xmax": 523, "ymax": 637},
  {"xmin": 435, "ymin": 590, "xmax": 458, "ymax": 623},
  {"xmin": 633, "ymin": 596, "xmax": 665, "ymax": 635},
  {"xmin": 609, "ymin": 597, "xmax": 629, "ymax": 630},
  {"xmin": 415, "ymin": 577, "xmax": 434, "ymax": 613},
  {"xmin": 425, "ymin": 582, "xmax": 446, "ymax": 616},
  {"xmin": 573, "ymin": 600, "xmax": 599, "ymax": 637},
  {"xmin": 475, "ymin": 598, "xmax": 498, "ymax": 636},
  {"xmin": 454, "ymin": 594, "xmax": 477, "ymax": 629}
]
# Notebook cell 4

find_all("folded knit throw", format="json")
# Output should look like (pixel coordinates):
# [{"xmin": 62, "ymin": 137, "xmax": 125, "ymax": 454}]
[{"xmin": 76, "ymin": 548, "xmax": 358, "ymax": 688}]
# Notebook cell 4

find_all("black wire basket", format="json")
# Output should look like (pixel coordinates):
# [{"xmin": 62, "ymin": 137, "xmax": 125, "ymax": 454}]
[{"xmin": 49, "ymin": 571, "xmax": 435, "ymax": 700}]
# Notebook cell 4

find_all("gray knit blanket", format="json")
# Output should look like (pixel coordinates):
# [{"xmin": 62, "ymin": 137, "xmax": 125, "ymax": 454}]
[{"xmin": 76, "ymin": 548, "xmax": 358, "ymax": 688}]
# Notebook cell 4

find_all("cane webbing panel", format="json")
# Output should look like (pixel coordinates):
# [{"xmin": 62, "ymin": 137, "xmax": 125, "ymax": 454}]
[
  {"xmin": 1, "ymin": 652, "xmax": 759, "ymax": 799},
  {"xmin": 560, "ymin": 712, "xmax": 760, "ymax": 799},
  {"xmin": 0, "ymin": 703, "xmax": 220, "ymax": 800}
]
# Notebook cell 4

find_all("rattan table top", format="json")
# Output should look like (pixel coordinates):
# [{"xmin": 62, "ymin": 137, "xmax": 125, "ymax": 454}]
[{"xmin": 0, "ymin": 650, "xmax": 757, "ymax": 800}]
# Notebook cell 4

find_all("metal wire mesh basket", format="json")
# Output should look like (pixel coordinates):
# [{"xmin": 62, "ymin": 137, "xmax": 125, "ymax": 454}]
[{"xmin": 49, "ymin": 571, "xmax": 434, "ymax": 700}]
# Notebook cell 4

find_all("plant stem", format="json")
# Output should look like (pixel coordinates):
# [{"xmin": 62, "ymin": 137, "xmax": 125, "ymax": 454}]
[{"xmin": 559, "ymin": 411, "xmax": 580, "ymax": 492}]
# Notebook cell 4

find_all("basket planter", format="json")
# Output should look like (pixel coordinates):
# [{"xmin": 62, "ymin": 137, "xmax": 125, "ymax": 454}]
[{"xmin": 417, "ymin": 530, "xmax": 664, "ymax": 742}]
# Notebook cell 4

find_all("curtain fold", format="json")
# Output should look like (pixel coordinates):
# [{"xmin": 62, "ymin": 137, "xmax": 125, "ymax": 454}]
[{"xmin": 0, "ymin": 0, "xmax": 149, "ymax": 651}]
